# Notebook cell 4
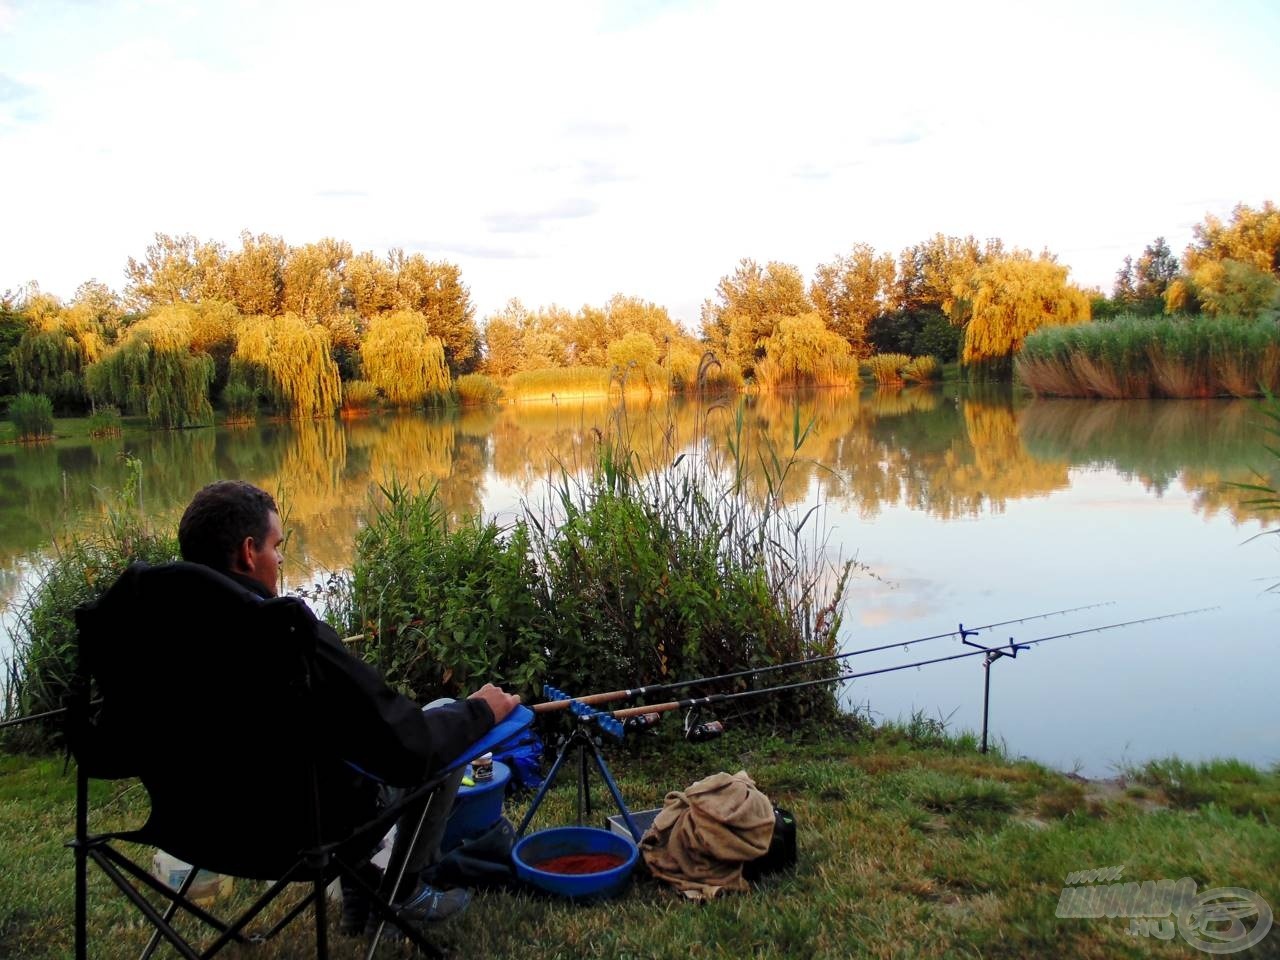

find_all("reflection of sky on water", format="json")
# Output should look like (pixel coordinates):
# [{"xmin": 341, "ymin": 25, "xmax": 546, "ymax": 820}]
[
  {"xmin": 2, "ymin": 393, "xmax": 1277, "ymax": 776},
  {"xmin": 832, "ymin": 469, "xmax": 1279, "ymax": 777}
]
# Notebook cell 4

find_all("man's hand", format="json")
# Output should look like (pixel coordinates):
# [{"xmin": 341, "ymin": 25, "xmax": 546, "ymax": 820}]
[{"xmin": 468, "ymin": 683, "xmax": 521, "ymax": 724}]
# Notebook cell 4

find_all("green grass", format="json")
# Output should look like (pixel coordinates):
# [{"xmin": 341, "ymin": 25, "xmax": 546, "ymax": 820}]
[
  {"xmin": 4, "ymin": 727, "xmax": 1277, "ymax": 959},
  {"xmin": 0, "ymin": 413, "xmax": 155, "ymax": 444}
]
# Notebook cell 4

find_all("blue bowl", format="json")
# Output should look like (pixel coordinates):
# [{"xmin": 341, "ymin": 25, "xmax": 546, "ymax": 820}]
[{"xmin": 512, "ymin": 826, "xmax": 639, "ymax": 900}]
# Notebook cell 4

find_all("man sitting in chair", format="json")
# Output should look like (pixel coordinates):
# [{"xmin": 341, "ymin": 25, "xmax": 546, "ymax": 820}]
[{"xmin": 178, "ymin": 480, "xmax": 521, "ymax": 934}]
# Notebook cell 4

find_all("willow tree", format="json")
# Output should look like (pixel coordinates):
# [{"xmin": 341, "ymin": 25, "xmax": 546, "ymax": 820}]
[
  {"xmin": 12, "ymin": 292, "xmax": 107, "ymax": 410},
  {"xmin": 755, "ymin": 312, "xmax": 857, "ymax": 390},
  {"xmin": 84, "ymin": 312, "xmax": 214, "ymax": 428},
  {"xmin": 232, "ymin": 313, "xmax": 341, "ymax": 418},
  {"xmin": 959, "ymin": 258, "xmax": 1090, "ymax": 376},
  {"xmin": 360, "ymin": 309, "xmax": 450, "ymax": 407}
]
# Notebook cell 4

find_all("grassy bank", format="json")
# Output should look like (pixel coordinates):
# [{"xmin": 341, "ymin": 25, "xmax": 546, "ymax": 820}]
[{"xmin": 2, "ymin": 722, "xmax": 1276, "ymax": 959}]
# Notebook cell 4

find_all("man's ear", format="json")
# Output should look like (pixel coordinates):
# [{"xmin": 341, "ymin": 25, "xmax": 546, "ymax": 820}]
[{"xmin": 232, "ymin": 535, "xmax": 257, "ymax": 575}]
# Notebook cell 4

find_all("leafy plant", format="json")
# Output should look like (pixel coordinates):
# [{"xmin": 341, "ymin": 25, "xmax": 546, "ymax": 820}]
[
  {"xmin": 86, "ymin": 405, "xmax": 122, "ymax": 438},
  {"xmin": 866, "ymin": 353, "xmax": 911, "ymax": 385},
  {"xmin": 9, "ymin": 392, "xmax": 54, "ymax": 441},
  {"xmin": 454, "ymin": 373, "xmax": 502, "ymax": 406}
]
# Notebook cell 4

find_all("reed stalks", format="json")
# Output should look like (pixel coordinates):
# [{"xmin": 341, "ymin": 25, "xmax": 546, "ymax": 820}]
[
  {"xmin": 1019, "ymin": 315, "xmax": 1280, "ymax": 398},
  {"xmin": 866, "ymin": 353, "xmax": 912, "ymax": 385}
]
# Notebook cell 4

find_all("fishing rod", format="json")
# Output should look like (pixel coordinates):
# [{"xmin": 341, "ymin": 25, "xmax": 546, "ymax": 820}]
[
  {"xmin": 606, "ymin": 608, "xmax": 1216, "ymax": 727},
  {"xmin": 532, "ymin": 601, "xmax": 1118, "ymax": 714}
]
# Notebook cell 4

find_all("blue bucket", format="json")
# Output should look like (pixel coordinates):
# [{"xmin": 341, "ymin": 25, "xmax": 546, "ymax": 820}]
[
  {"xmin": 442, "ymin": 760, "xmax": 510, "ymax": 852},
  {"xmin": 512, "ymin": 826, "xmax": 639, "ymax": 900}
]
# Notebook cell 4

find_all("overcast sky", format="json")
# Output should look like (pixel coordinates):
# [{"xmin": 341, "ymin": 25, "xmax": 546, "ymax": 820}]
[{"xmin": 1, "ymin": 0, "xmax": 1277, "ymax": 327}]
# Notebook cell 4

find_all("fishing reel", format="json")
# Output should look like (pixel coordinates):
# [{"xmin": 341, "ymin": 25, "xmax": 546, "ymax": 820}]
[{"xmin": 682, "ymin": 709, "xmax": 725, "ymax": 743}]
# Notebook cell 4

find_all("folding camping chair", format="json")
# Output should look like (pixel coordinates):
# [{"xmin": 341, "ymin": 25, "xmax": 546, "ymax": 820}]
[{"xmin": 67, "ymin": 561, "xmax": 532, "ymax": 959}]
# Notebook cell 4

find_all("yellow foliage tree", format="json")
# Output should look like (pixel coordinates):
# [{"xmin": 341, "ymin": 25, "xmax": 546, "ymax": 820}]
[
  {"xmin": 959, "ymin": 258, "xmax": 1090, "ymax": 373},
  {"xmin": 360, "ymin": 309, "xmax": 451, "ymax": 407},
  {"xmin": 84, "ymin": 309, "xmax": 214, "ymax": 428},
  {"xmin": 1184, "ymin": 201, "xmax": 1280, "ymax": 277},
  {"xmin": 606, "ymin": 330, "xmax": 664, "ymax": 392},
  {"xmin": 756, "ymin": 312, "xmax": 857, "ymax": 390},
  {"xmin": 231, "ymin": 313, "xmax": 341, "ymax": 418}
]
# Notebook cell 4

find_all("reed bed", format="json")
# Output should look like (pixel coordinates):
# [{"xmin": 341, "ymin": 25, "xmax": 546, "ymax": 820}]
[
  {"xmin": 1017, "ymin": 315, "xmax": 1280, "ymax": 398},
  {"xmin": 901, "ymin": 355, "xmax": 941, "ymax": 383},
  {"xmin": 508, "ymin": 366, "xmax": 612, "ymax": 401},
  {"xmin": 8, "ymin": 393, "xmax": 55, "ymax": 441},
  {"xmin": 455, "ymin": 372, "xmax": 502, "ymax": 406},
  {"xmin": 754, "ymin": 354, "xmax": 860, "ymax": 391},
  {"xmin": 865, "ymin": 353, "xmax": 912, "ymax": 385}
]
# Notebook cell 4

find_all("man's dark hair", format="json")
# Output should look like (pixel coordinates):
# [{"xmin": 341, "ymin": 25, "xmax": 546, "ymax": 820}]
[{"xmin": 179, "ymin": 481, "xmax": 278, "ymax": 574}]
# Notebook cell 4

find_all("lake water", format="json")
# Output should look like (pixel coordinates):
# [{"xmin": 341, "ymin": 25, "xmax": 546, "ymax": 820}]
[{"xmin": 2, "ymin": 387, "xmax": 1276, "ymax": 777}]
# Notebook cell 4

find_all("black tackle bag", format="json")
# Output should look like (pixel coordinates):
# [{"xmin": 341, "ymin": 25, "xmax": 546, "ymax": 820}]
[{"xmin": 744, "ymin": 806, "xmax": 797, "ymax": 880}]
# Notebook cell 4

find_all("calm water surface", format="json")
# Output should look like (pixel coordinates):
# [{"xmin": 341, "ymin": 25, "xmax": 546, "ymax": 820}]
[{"xmin": 1, "ymin": 387, "xmax": 1276, "ymax": 776}]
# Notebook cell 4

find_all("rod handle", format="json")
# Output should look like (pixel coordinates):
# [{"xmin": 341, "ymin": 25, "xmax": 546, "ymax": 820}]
[{"xmin": 531, "ymin": 689, "xmax": 630, "ymax": 713}]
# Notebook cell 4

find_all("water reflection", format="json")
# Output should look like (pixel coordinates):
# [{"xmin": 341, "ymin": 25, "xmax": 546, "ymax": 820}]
[{"xmin": 0, "ymin": 390, "xmax": 1275, "ymax": 588}]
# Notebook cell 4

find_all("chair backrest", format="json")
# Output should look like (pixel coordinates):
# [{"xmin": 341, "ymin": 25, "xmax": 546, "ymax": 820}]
[{"xmin": 73, "ymin": 561, "xmax": 342, "ymax": 877}]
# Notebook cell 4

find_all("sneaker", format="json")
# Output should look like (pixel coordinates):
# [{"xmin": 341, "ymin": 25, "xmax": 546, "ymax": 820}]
[{"xmin": 395, "ymin": 880, "xmax": 472, "ymax": 924}]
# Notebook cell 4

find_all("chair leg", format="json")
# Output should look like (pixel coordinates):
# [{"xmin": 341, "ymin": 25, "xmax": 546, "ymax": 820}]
[
  {"xmin": 140, "ymin": 867, "xmax": 199, "ymax": 960},
  {"xmin": 74, "ymin": 766, "xmax": 89, "ymax": 960},
  {"xmin": 314, "ymin": 874, "xmax": 328, "ymax": 959}
]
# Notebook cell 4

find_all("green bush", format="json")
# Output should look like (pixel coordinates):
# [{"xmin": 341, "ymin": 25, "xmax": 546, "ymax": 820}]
[
  {"xmin": 87, "ymin": 405, "xmax": 122, "ymax": 439},
  {"xmin": 9, "ymin": 392, "xmax": 54, "ymax": 441},
  {"xmin": 327, "ymin": 403, "xmax": 851, "ymax": 729},
  {"xmin": 455, "ymin": 373, "xmax": 502, "ymax": 406},
  {"xmin": 221, "ymin": 380, "xmax": 259, "ymax": 422},
  {"xmin": 330, "ymin": 480, "xmax": 548, "ymax": 703}
]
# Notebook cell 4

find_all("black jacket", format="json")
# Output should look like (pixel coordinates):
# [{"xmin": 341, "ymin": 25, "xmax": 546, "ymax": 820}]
[{"xmin": 76, "ymin": 561, "xmax": 495, "ymax": 877}]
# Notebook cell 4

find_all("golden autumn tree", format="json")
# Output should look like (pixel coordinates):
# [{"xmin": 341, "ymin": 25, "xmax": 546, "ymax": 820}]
[
  {"xmin": 360, "ymin": 309, "xmax": 451, "ymax": 407},
  {"xmin": 84, "ymin": 307, "xmax": 215, "ymax": 428},
  {"xmin": 231, "ymin": 313, "xmax": 341, "ymax": 418},
  {"xmin": 811, "ymin": 244, "xmax": 896, "ymax": 357},
  {"xmin": 606, "ymin": 330, "xmax": 663, "ymax": 392},
  {"xmin": 959, "ymin": 258, "xmax": 1090, "ymax": 375},
  {"xmin": 755, "ymin": 312, "xmax": 857, "ymax": 390},
  {"xmin": 700, "ymin": 259, "xmax": 813, "ymax": 377}
]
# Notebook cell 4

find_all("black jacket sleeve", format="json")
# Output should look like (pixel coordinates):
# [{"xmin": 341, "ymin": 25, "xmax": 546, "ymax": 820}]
[{"xmin": 310, "ymin": 618, "xmax": 495, "ymax": 787}]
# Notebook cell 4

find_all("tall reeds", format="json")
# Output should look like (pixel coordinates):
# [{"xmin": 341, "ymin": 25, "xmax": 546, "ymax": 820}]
[{"xmin": 1017, "ymin": 315, "xmax": 1280, "ymax": 399}]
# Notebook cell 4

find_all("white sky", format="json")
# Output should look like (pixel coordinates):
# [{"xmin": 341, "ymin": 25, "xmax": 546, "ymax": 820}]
[{"xmin": 1, "ymin": 0, "xmax": 1277, "ymax": 328}]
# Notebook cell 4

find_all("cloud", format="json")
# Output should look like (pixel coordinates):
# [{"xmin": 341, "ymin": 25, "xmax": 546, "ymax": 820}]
[
  {"xmin": 869, "ymin": 128, "xmax": 928, "ymax": 148},
  {"xmin": 313, "ymin": 188, "xmax": 369, "ymax": 199},
  {"xmin": 412, "ymin": 241, "xmax": 538, "ymax": 261},
  {"xmin": 484, "ymin": 197, "xmax": 598, "ymax": 234},
  {"xmin": 562, "ymin": 119, "xmax": 628, "ymax": 139},
  {"xmin": 0, "ymin": 74, "xmax": 32, "ymax": 102}
]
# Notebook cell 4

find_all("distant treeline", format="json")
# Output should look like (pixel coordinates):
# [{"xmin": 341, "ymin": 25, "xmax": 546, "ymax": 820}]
[{"xmin": 2, "ymin": 202, "xmax": 1277, "ymax": 426}]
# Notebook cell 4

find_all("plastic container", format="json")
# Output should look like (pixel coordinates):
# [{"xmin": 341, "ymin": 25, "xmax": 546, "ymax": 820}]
[
  {"xmin": 512, "ymin": 826, "xmax": 639, "ymax": 900},
  {"xmin": 441, "ymin": 759, "xmax": 510, "ymax": 851},
  {"xmin": 151, "ymin": 850, "xmax": 233, "ymax": 907}
]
